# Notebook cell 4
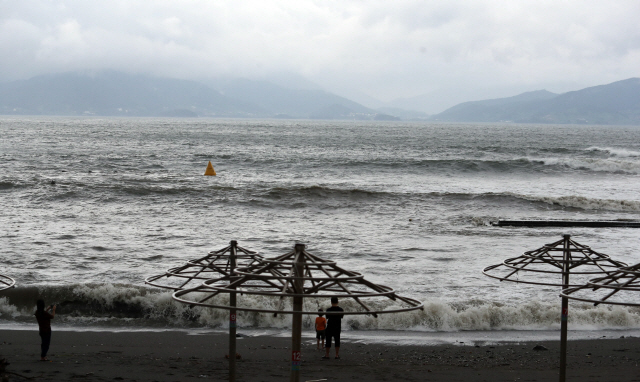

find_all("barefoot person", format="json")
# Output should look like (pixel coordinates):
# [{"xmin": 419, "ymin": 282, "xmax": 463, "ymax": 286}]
[
  {"xmin": 34, "ymin": 300, "xmax": 56, "ymax": 361},
  {"xmin": 323, "ymin": 297, "xmax": 344, "ymax": 360}
]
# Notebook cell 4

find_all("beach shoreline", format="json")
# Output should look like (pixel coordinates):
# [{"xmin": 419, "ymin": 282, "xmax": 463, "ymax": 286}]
[{"xmin": 1, "ymin": 329, "xmax": 639, "ymax": 381}]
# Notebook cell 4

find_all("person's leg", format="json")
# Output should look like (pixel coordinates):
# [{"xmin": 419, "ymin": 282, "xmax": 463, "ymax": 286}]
[
  {"xmin": 324, "ymin": 331, "xmax": 332, "ymax": 358},
  {"xmin": 40, "ymin": 332, "xmax": 51, "ymax": 360},
  {"xmin": 334, "ymin": 331, "xmax": 340, "ymax": 358},
  {"xmin": 39, "ymin": 333, "xmax": 44, "ymax": 359}
]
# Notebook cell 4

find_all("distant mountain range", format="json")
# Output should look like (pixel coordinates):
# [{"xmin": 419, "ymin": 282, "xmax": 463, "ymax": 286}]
[
  {"xmin": 430, "ymin": 78, "xmax": 640, "ymax": 125},
  {"xmin": 0, "ymin": 71, "xmax": 258, "ymax": 117},
  {"xmin": 0, "ymin": 71, "xmax": 399, "ymax": 120},
  {"xmin": 1, "ymin": 72, "xmax": 639, "ymax": 124},
  {"xmin": 213, "ymin": 78, "xmax": 374, "ymax": 118}
]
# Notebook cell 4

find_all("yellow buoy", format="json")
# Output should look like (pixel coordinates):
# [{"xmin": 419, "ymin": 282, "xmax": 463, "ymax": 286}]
[{"xmin": 204, "ymin": 161, "xmax": 216, "ymax": 176}]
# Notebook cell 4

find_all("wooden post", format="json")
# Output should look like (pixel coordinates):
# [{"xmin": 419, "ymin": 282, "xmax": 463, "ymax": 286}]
[
  {"xmin": 290, "ymin": 244, "xmax": 306, "ymax": 382},
  {"xmin": 229, "ymin": 240, "xmax": 238, "ymax": 382},
  {"xmin": 559, "ymin": 235, "xmax": 570, "ymax": 382}
]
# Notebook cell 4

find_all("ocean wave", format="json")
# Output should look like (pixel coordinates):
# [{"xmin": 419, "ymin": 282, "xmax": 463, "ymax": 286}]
[
  {"xmin": 195, "ymin": 155, "xmax": 618, "ymax": 175},
  {"xmin": 241, "ymin": 187, "xmax": 640, "ymax": 213},
  {"xmin": 30, "ymin": 181, "xmax": 240, "ymax": 200},
  {"xmin": 529, "ymin": 156, "xmax": 640, "ymax": 174},
  {"xmin": 586, "ymin": 146, "xmax": 640, "ymax": 158},
  {"xmin": 509, "ymin": 193, "xmax": 640, "ymax": 212},
  {"xmin": 425, "ymin": 191, "xmax": 640, "ymax": 213},
  {"xmin": 9, "ymin": 176, "xmax": 640, "ymax": 212},
  {"xmin": 323, "ymin": 158, "xmax": 558, "ymax": 176},
  {"xmin": 450, "ymin": 191, "xmax": 640, "ymax": 212},
  {"xmin": 205, "ymin": 154, "xmax": 640, "ymax": 175},
  {"xmin": 2, "ymin": 284, "xmax": 640, "ymax": 331},
  {"xmin": 118, "ymin": 184, "xmax": 212, "ymax": 196},
  {"xmin": 0, "ymin": 181, "xmax": 17, "ymax": 190},
  {"xmin": 265, "ymin": 186, "xmax": 382, "ymax": 200}
]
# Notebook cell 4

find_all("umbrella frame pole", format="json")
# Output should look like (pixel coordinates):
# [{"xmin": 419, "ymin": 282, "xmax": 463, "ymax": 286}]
[
  {"xmin": 559, "ymin": 235, "xmax": 570, "ymax": 382},
  {"xmin": 229, "ymin": 241, "xmax": 238, "ymax": 382},
  {"xmin": 290, "ymin": 244, "xmax": 305, "ymax": 382}
]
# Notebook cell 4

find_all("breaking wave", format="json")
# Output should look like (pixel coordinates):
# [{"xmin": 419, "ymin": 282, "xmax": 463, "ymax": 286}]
[
  {"xmin": 6, "ymin": 176, "xmax": 640, "ymax": 212},
  {"xmin": 525, "ymin": 156, "xmax": 640, "ymax": 174},
  {"xmin": 2, "ymin": 284, "xmax": 639, "ymax": 332},
  {"xmin": 507, "ymin": 193, "xmax": 640, "ymax": 212},
  {"xmin": 586, "ymin": 146, "xmax": 640, "ymax": 158}
]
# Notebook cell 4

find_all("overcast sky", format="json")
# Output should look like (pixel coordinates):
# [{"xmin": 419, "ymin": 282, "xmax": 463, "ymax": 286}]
[{"xmin": 2, "ymin": 1, "xmax": 639, "ymax": 113}]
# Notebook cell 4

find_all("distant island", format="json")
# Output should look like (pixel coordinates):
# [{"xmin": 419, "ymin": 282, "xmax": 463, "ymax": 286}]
[{"xmin": 0, "ymin": 71, "xmax": 639, "ymax": 125}]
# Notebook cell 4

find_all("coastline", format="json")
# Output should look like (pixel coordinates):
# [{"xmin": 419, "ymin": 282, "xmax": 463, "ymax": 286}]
[{"xmin": 1, "ymin": 329, "xmax": 639, "ymax": 381}]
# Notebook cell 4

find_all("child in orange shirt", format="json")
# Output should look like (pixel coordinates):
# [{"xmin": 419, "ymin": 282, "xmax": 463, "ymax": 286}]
[{"xmin": 315, "ymin": 309, "xmax": 327, "ymax": 349}]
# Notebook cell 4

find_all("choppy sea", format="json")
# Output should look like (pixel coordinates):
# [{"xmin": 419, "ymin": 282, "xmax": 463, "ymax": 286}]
[{"xmin": 2, "ymin": 116, "xmax": 640, "ymax": 337}]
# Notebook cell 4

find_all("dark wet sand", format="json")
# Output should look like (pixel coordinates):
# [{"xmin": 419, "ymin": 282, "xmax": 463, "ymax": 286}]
[{"xmin": 1, "ymin": 329, "xmax": 639, "ymax": 381}]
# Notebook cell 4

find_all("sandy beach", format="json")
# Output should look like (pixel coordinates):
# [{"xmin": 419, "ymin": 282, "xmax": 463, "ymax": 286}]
[{"xmin": 1, "ymin": 329, "xmax": 639, "ymax": 381}]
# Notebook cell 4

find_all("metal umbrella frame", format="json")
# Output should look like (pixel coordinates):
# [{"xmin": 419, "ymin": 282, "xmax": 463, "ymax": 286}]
[
  {"xmin": 482, "ymin": 235, "xmax": 627, "ymax": 382},
  {"xmin": 179, "ymin": 257, "xmax": 422, "ymax": 315},
  {"xmin": 145, "ymin": 242, "xmax": 263, "ymax": 291},
  {"xmin": 145, "ymin": 240, "xmax": 263, "ymax": 382},
  {"xmin": 483, "ymin": 236, "xmax": 626, "ymax": 287},
  {"xmin": 0, "ymin": 274, "xmax": 15, "ymax": 291},
  {"xmin": 173, "ymin": 243, "xmax": 423, "ymax": 382},
  {"xmin": 561, "ymin": 262, "xmax": 640, "ymax": 307}
]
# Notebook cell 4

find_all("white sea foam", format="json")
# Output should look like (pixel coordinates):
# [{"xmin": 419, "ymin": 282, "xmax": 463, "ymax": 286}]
[
  {"xmin": 3, "ymin": 285, "xmax": 640, "ymax": 332},
  {"xmin": 586, "ymin": 146, "xmax": 640, "ymax": 158},
  {"xmin": 0, "ymin": 297, "xmax": 21, "ymax": 318}
]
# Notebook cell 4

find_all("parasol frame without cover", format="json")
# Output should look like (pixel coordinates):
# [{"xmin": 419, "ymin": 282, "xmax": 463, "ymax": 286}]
[
  {"xmin": 172, "ymin": 244, "xmax": 424, "ymax": 316},
  {"xmin": 0, "ymin": 274, "xmax": 15, "ymax": 291},
  {"xmin": 145, "ymin": 241, "xmax": 263, "ymax": 291},
  {"xmin": 482, "ymin": 235, "xmax": 627, "ymax": 287},
  {"xmin": 561, "ymin": 262, "xmax": 640, "ymax": 307}
]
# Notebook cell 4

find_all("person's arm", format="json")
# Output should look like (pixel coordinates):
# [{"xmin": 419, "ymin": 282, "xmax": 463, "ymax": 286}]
[{"xmin": 49, "ymin": 305, "xmax": 56, "ymax": 318}]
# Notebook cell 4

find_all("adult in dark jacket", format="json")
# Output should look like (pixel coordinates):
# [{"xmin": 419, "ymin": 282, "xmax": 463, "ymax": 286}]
[
  {"xmin": 34, "ymin": 299, "xmax": 56, "ymax": 361},
  {"xmin": 323, "ymin": 297, "xmax": 344, "ymax": 360}
]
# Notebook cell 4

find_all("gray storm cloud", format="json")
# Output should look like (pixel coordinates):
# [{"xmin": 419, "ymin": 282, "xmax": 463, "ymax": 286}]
[{"xmin": 1, "ymin": 0, "xmax": 639, "ymax": 111}]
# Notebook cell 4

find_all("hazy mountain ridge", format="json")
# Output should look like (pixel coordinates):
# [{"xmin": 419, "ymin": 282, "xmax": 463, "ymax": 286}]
[
  {"xmin": 1, "ymin": 72, "xmax": 639, "ymax": 124},
  {"xmin": 214, "ymin": 78, "xmax": 375, "ymax": 118},
  {"xmin": 431, "ymin": 78, "xmax": 640, "ymax": 125},
  {"xmin": 0, "ymin": 71, "xmax": 388, "ymax": 119},
  {"xmin": 0, "ymin": 71, "xmax": 264, "ymax": 117}
]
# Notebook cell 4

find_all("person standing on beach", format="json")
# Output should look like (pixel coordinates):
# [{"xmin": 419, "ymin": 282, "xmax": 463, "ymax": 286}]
[
  {"xmin": 315, "ymin": 309, "xmax": 327, "ymax": 350},
  {"xmin": 323, "ymin": 297, "xmax": 344, "ymax": 360},
  {"xmin": 34, "ymin": 299, "xmax": 56, "ymax": 361}
]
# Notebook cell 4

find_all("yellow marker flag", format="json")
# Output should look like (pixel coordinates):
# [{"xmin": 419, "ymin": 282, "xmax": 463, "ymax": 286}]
[{"xmin": 204, "ymin": 161, "xmax": 216, "ymax": 176}]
